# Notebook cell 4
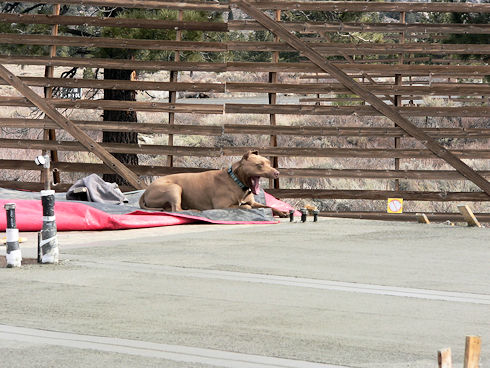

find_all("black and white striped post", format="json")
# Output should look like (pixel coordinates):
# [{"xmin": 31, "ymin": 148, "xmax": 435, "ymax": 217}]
[
  {"xmin": 4, "ymin": 203, "xmax": 21, "ymax": 268},
  {"xmin": 39, "ymin": 190, "xmax": 58, "ymax": 264}
]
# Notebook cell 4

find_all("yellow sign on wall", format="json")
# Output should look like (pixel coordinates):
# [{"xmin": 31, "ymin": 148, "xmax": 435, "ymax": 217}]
[{"xmin": 387, "ymin": 198, "xmax": 403, "ymax": 213}]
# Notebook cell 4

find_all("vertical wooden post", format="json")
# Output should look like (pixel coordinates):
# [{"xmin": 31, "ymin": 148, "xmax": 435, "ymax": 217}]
[
  {"xmin": 167, "ymin": 10, "xmax": 183, "ymax": 167},
  {"xmin": 438, "ymin": 348, "xmax": 452, "ymax": 368},
  {"xmin": 393, "ymin": 11, "xmax": 406, "ymax": 192},
  {"xmin": 464, "ymin": 336, "xmax": 481, "ymax": 368},
  {"xmin": 42, "ymin": 3, "xmax": 61, "ymax": 187},
  {"xmin": 268, "ymin": 9, "xmax": 280, "ymax": 189}
]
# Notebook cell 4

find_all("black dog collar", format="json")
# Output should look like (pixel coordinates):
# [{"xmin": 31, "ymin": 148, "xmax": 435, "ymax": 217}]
[{"xmin": 227, "ymin": 167, "xmax": 250, "ymax": 192}]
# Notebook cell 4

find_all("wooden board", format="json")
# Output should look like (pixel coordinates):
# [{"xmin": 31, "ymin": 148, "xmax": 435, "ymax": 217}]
[
  {"xmin": 225, "ymin": 104, "xmax": 490, "ymax": 118},
  {"xmin": 438, "ymin": 348, "xmax": 453, "ymax": 368},
  {"xmin": 0, "ymin": 14, "xmax": 228, "ymax": 31},
  {"xmin": 415, "ymin": 213, "xmax": 430, "ymax": 224},
  {"xmin": 229, "ymin": 20, "xmax": 490, "ymax": 34},
  {"xmin": 266, "ymin": 189, "xmax": 489, "ymax": 202},
  {"xmin": 244, "ymin": 1, "xmax": 490, "ymax": 13},
  {"xmin": 458, "ymin": 206, "xmax": 482, "ymax": 227},
  {"xmin": 464, "ymin": 336, "xmax": 482, "ymax": 368},
  {"xmin": 234, "ymin": 0, "xmax": 490, "ymax": 196},
  {"xmin": 2, "ymin": 56, "xmax": 489, "ymax": 77},
  {"xmin": 2, "ymin": 118, "xmax": 490, "ymax": 138}
]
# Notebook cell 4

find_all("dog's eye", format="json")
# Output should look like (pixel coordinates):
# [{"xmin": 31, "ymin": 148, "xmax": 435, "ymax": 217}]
[{"xmin": 257, "ymin": 164, "xmax": 263, "ymax": 168}]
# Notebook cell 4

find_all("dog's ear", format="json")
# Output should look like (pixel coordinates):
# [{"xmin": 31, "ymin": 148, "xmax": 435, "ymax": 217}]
[{"xmin": 242, "ymin": 150, "xmax": 259, "ymax": 160}]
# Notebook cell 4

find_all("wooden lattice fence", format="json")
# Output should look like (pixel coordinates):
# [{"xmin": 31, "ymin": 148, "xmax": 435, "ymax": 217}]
[{"xmin": 0, "ymin": 0, "xmax": 489, "ymax": 221}]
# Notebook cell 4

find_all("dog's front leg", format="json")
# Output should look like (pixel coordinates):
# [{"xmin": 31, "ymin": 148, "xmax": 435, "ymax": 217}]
[
  {"xmin": 250, "ymin": 201, "xmax": 288, "ymax": 218},
  {"xmin": 229, "ymin": 203, "xmax": 252, "ymax": 210}
]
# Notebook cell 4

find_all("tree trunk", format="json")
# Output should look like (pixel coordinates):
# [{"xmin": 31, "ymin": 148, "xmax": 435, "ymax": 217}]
[{"xmin": 102, "ymin": 68, "xmax": 138, "ymax": 186}]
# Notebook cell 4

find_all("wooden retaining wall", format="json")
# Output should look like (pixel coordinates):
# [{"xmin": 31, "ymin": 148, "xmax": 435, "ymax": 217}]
[{"xmin": 0, "ymin": 0, "xmax": 489, "ymax": 219}]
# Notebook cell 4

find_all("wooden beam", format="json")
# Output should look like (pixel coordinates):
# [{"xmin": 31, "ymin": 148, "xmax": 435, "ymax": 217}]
[
  {"xmin": 0, "ymin": 14, "xmax": 228, "ymax": 32},
  {"xmin": 458, "ymin": 206, "xmax": 482, "ymax": 228},
  {"xmin": 226, "ymin": 82, "xmax": 490, "ymax": 96},
  {"xmin": 0, "ymin": 97, "xmax": 223, "ymax": 114},
  {"xmin": 415, "ymin": 213, "xmax": 430, "ymax": 224},
  {"xmin": 3, "ymin": 139, "xmax": 489, "ymax": 159},
  {"xmin": 235, "ymin": 0, "xmax": 490, "ymax": 196},
  {"xmin": 0, "ymin": 77, "xmax": 225, "ymax": 93},
  {"xmin": 0, "ymin": 34, "xmax": 227, "ymax": 52},
  {"xmin": 0, "ymin": 55, "xmax": 227, "ymax": 72},
  {"xmin": 229, "ymin": 20, "xmax": 490, "ymax": 34},
  {"xmin": 464, "ymin": 336, "xmax": 482, "ymax": 368},
  {"xmin": 2, "ymin": 56, "xmax": 489, "ymax": 77},
  {"xmin": 2, "ymin": 118, "xmax": 490, "ymax": 138},
  {"xmin": 4, "ymin": 34, "xmax": 490, "ymax": 55},
  {"xmin": 0, "ymin": 64, "xmax": 146, "ymax": 189},
  {"xmin": 318, "ymin": 212, "xmax": 490, "ymax": 223},
  {"xmin": 225, "ymin": 104, "xmax": 490, "ymax": 118},
  {"xmin": 4, "ymin": 78, "xmax": 490, "ymax": 96},
  {"xmin": 26, "ymin": 0, "xmax": 229, "ymax": 11},
  {"xmin": 245, "ymin": 1, "xmax": 490, "ymax": 13},
  {"xmin": 438, "ymin": 348, "xmax": 453, "ymax": 368},
  {"xmin": 2, "ymin": 160, "xmax": 489, "ymax": 181},
  {"xmin": 266, "ymin": 189, "xmax": 489, "ymax": 202}
]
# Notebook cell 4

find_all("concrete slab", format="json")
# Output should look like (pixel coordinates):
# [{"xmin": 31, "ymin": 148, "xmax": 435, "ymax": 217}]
[{"xmin": 0, "ymin": 217, "xmax": 489, "ymax": 368}]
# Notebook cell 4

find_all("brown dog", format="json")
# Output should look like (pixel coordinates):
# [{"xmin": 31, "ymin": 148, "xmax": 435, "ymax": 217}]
[{"xmin": 139, "ymin": 150, "xmax": 287, "ymax": 217}]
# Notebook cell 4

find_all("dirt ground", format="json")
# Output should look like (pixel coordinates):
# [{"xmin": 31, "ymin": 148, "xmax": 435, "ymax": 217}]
[{"xmin": 0, "ymin": 217, "xmax": 489, "ymax": 368}]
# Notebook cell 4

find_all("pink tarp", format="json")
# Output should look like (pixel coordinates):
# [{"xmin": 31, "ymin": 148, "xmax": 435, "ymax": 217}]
[{"xmin": 0, "ymin": 192, "xmax": 296, "ymax": 231}]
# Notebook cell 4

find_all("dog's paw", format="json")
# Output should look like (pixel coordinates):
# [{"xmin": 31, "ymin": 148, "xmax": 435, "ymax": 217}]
[{"xmin": 273, "ymin": 209, "xmax": 289, "ymax": 218}]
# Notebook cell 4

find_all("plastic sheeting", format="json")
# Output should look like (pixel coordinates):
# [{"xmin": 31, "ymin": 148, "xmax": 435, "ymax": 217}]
[{"xmin": 0, "ymin": 189, "xmax": 295, "ymax": 231}]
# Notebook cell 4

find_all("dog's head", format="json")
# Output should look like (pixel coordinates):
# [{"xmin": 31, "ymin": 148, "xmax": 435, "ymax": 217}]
[{"xmin": 238, "ymin": 150, "xmax": 279, "ymax": 194}]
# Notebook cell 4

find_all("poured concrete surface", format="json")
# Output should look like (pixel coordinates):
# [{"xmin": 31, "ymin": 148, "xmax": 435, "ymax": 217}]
[{"xmin": 0, "ymin": 218, "xmax": 489, "ymax": 367}]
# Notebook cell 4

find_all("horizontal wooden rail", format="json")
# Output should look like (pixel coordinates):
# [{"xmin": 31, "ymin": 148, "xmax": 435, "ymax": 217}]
[
  {"xmin": 0, "ymin": 178, "xmax": 487, "ymax": 204},
  {"xmin": 7, "ymin": 0, "xmax": 489, "ymax": 13},
  {"xmin": 227, "ymin": 62, "xmax": 490, "ymax": 76},
  {"xmin": 229, "ymin": 40, "xmax": 490, "ymax": 55},
  {"xmin": 24, "ymin": 0, "xmax": 230, "ymax": 11},
  {"xmin": 222, "ymin": 146, "xmax": 490, "ymax": 159},
  {"xmin": 0, "ymin": 118, "xmax": 223, "ymax": 135},
  {"xmin": 2, "ymin": 98, "xmax": 487, "ymax": 117},
  {"xmin": 301, "ymin": 97, "xmax": 490, "ymax": 104},
  {"xmin": 2, "ymin": 118, "xmax": 489, "ymax": 139},
  {"xmin": 3, "ymin": 98, "xmax": 487, "ymax": 117},
  {"xmin": 2, "ymin": 139, "xmax": 489, "ymax": 159},
  {"xmin": 3, "ymin": 34, "xmax": 489, "ymax": 55},
  {"xmin": 0, "ymin": 97, "xmax": 223, "ymax": 114},
  {"xmin": 2, "ymin": 77, "xmax": 488, "ymax": 96},
  {"xmin": 0, "ymin": 77, "xmax": 225, "ymax": 93},
  {"xmin": 242, "ymin": 1, "xmax": 490, "ymax": 13},
  {"xmin": 318, "ymin": 212, "xmax": 490, "ymax": 223},
  {"xmin": 2, "ymin": 56, "xmax": 489, "ymax": 76},
  {"xmin": 222, "ymin": 126, "xmax": 490, "ymax": 139},
  {"xmin": 0, "ymin": 159, "xmax": 208, "ymax": 176},
  {"xmin": 2, "ymin": 14, "xmax": 487, "ymax": 34},
  {"xmin": 0, "ymin": 14, "xmax": 228, "ymax": 32},
  {"xmin": 0, "ymin": 34, "xmax": 227, "ymax": 52},
  {"xmin": 225, "ymin": 104, "xmax": 490, "ymax": 117},
  {"xmin": 0, "ymin": 138, "xmax": 221, "ymax": 156},
  {"xmin": 279, "ymin": 168, "xmax": 490, "ymax": 180},
  {"xmin": 14, "ymin": 0, "xmax": 489, "ymax": 13},
  {"xmin": 0, "ymin": 55, "xmax": 227, "ymax": 72},
  {"xmin": 1, "ymin": 159, "xmax": 489, "ymax": 181},
  {"xmin": 229, "ymin": 20, "xmax": 490, "ymax": 34},
  {"xmin": 227, "ymin": 82, "xmax": 490, "ymax": 96},
  {"xmin": 266, "ymin": 189, "xmax": 490, "ymax": 202}
]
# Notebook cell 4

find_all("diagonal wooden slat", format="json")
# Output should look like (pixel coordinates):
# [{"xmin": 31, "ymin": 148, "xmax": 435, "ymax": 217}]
[
  {"xmin": 0, "ymin": 64, "xmax": 146, "ymax": 190},
  {"xmin": 235, "ymin": 0, "xmax": 490, "ymax": 196}
]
